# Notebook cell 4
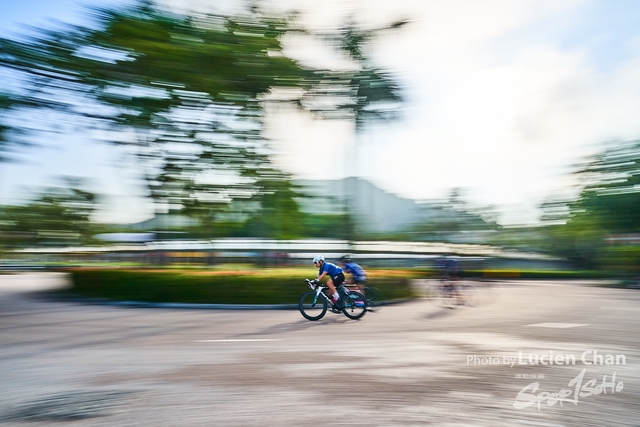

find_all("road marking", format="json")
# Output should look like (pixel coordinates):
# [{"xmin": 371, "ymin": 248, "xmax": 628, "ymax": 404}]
[
  {"xmin": 601, "ymin": 306, "xmax": 640, "ymax": 311},
  {"xmin": 517, "ymin": 421, "xmax": 567, "ymax": 427},
  {"xmin": 525, "ymin": 323, "xmax": 588, "ymax": 328},
  {"xmin": 195, "ymin": 339, "xmax": 282, "ymax": 343}
]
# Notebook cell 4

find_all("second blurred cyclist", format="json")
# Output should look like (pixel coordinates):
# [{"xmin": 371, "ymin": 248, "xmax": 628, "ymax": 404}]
[{"xmin": 340, "ymin": 255, "xmax": 367, "ymax": 292}]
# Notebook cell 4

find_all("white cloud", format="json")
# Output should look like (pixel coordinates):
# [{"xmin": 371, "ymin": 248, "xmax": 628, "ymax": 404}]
[
  {"xmin": 6, "ymin": 0, "xmax": 640, "ymax": 226},
  {"xmin": 258, "ymin": 0, "xmax": 640, "ymax": 224}
]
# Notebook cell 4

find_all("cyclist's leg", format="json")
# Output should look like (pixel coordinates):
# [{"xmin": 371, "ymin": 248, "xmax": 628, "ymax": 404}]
[
  {"xmin": 326, "ymin": 278, "xmax": 338, "ymax": 300},
  {"xmin": 330, "ymin": 272, "xmax": 345, "ymax": 305}
]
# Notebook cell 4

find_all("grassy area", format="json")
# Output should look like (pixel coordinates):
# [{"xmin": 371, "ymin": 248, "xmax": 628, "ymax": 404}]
[{"xmin": 64, "ymin": 268, "xmax": 417, "ymax": 305}]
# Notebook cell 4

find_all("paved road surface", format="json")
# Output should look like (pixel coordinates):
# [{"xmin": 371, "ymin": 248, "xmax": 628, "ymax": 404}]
[{"xmin": 0, "ymin": 274, "xmax": 639, "ymax": 426}]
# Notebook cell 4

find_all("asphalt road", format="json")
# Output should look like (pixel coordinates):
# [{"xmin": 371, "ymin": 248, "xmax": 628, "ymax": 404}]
[{"xmin": 0, "ymin": 274, "xmax": 639, "ymax": 426}]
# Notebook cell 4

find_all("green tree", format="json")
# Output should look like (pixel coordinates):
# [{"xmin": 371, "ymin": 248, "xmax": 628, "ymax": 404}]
[
  {"xmin": 306, "ymin": 18, "xmax": 406, "ymax": 128},
  {"xmin": 0, "ymin": 1, "xmax": 310, "ymax": 232},
  {"xmin": 0, "ymin": 92, "xmax": 24, "ymax": 162},
  {"xmin": 243, "ymin": 175, "xmax": 305, "ymax": 239},
  {"xmin": 573, "ymin": 139, "xmax": 640, "ymax": 233},
  {"xmin": 407, "ymin": 191, "xmax": 499, "ymax": 243},
  {"xmin": 0, "ymin": 3, "xmax": 408, "ymax": 240},
  {"xmin": 0, "ymin": 179, "xmax": 97, "ymax": 247},
  {"xmin": 303, "ymin": 18, "xmax": 406, "ymax": 240},
  {"xmin": 539, "ymin": 139, "xmax": 640, "ymax": 268}
]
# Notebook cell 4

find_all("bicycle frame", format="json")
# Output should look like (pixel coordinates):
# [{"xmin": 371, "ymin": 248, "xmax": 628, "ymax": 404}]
[
  {"xmin": 305, "ymin": 279, "xmax": 354, "ymax": 307},
  {"xmin": 307, "ymin": 281, "xmax": 333, "ymax": 305}
]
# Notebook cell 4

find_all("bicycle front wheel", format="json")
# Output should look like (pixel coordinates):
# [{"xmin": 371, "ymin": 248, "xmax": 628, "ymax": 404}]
[
  {"xmin": 425, "ymin": 282, "xmax": 445, "ymax": 307},
  {"xmin": 459, "ymin": 283, "xmax": 479, "ymax": 307},
  {"xmin": 299, "ymin": 291, "xmax": 328, "ymax": 321},
  {"xmin": 340, "ymin": 291, "xmax": 367, "ymax": 320}
]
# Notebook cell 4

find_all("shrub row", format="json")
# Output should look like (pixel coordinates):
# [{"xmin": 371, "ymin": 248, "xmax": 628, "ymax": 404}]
[
  {"xmin": 66, "ymin": 269, "xmax": 415, "ymax": 305},
  {"xmin": 413, "ymin": 269, "xmax": 611, "ymax": 280}
]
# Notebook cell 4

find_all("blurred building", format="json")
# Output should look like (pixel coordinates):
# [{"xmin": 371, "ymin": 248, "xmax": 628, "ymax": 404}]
[
  {"xmin": 113, "ymin": 178, "xmax": 495, "ymax": 243},
  {"xmin": 295, "ymin": 177, "xmax": 428, "ymax": 234}
]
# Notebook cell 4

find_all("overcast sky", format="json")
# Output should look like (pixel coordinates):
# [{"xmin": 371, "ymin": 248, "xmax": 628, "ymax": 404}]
[{"xmin": 2, "ymin": 0, "xmax": 640, "ymax": 225}]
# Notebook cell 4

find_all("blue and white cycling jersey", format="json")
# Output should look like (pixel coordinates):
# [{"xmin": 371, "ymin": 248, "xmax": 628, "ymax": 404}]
[{"xmin": 319, "ymin": 262, "xmax": 343, "ymax": 278}]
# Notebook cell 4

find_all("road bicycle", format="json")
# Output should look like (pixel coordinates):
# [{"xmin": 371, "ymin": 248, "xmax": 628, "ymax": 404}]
[
  {"xmin": 424, "ymin": 279, "xmax": 479, "ymax": 309},
  {"xmin": 299, "ymin": 279, "xmax": 368, "ymax": 321}
]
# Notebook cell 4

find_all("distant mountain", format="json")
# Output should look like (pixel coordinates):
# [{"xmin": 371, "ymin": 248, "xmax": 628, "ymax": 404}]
[{"xmin": 295, "ymin": 177, "xmax": 429, "ymax": 233}]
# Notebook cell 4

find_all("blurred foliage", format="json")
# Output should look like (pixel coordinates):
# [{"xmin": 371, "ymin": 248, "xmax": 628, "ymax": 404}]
[
  {"xmin": 303, "ymin": 19, "xmax": 407, "ymax": 241},
  {"xmin": 598, "ymin": 245, "xmax": 640, "ymax": 274},
  {"xmin": 243, "ymin": 178, "xmax": 304, "ymax": 239},
  {"xmin": 0, "ymin": 179, "xmax": 98, "ymax": 248},
  {"xmin": 304, "ymin": 18, "xmax": 406, "ymax": 129},
  {"xmin": 539, "ymin": 139, "xmax": 640, "ymax": 270},
  {"xmin": 404, "ymin": 189, "xmax": 500, "ymax": 243},
  {"xmin": 0, "ymin": 1, "xmax": 307, "ymax": 218},
  {"xmin": 173, "ymin": 212, "xmax": 351, "ymax": 240},
  {"xmin": 0, "ymin": 1, "xmax": 406, "ymax": 240},
  {"xmin": 301, "ymin": 213, "xmax": 353, "ymax": 239},
  {"xmin": 0, "ymin": 92, "xmax": 25, "ymax": 162}
]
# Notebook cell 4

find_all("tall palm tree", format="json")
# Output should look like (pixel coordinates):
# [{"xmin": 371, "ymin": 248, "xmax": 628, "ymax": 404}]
[{"xmin": 305, "ymin": 18, "xmax": 407, "ymax": 241}]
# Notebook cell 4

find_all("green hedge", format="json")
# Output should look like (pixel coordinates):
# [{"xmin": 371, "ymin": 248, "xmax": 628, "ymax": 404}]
[
  {"xmin": 482, "ymin": 270, "xmax": 612, "ymax": 279},
  {"xmin": 412, "ymin": 268, "xmax": 611, "ymax": 280},
  {"xmin": 66, "ymin": 269, "xmax": 414, "ymax": 305}
]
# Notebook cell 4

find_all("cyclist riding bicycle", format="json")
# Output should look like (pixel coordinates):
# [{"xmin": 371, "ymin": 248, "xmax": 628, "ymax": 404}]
[
  {"xmin": 313, "ymin": 255, "xmax": 345, "ymax": 305},
  {"xmin": 339, "ymin": 255, "xmax": 367, "ymax": 291},
  {"xmin": 435, "ymin": 256, "xmax": 463, "ymax": 298}
]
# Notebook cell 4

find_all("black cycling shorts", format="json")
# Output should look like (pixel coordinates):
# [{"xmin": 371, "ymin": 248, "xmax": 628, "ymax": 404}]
[{"xmin": 331, "ymin": 272, "xmax": 345, "ymax": 286}]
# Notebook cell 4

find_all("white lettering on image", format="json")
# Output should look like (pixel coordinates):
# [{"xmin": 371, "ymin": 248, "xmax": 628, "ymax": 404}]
[
  {"xmin": 513, "ymin": 369, "xmax": 624, "ymax": 410},
  {"xmin": 581, "ymin": 351, "xmax": 626, "ymax": 365}
]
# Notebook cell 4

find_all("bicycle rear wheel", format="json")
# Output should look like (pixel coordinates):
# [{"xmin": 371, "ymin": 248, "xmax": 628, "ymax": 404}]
[
  {"xmin": 364, "ymin": 287, "xmax": 383, "ymax": 310},
  {"xmin": 299, "ymin": 291, "xmax": 328, "ymax": 321},
  {"xmin": 340, "ymin": 291, "xmax": 367, "ymax": 320}
]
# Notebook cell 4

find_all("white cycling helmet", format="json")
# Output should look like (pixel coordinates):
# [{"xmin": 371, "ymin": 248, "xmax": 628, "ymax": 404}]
[{"xmin": 312, "ymin": 255, "xmax": 325, "ymax": 264}]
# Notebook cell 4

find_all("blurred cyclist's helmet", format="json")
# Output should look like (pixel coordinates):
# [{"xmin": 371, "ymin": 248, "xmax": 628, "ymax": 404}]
[
  {"xmin": 312, "ymin": 255, "xmax": 325, "ymax": 264},
  {"xmin": 339, "ymin": 254, "xmax": 352, "ymax": 262}
]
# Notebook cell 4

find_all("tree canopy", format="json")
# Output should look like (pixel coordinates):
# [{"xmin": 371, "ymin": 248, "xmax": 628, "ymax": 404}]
[
  {"xmin": 0, "ymin": 1, "xmax": 407, "ymax": 240},
  {"xmin": 0, "ymin": 179, "xmax": 97, "ymax": 247},
  {"xmin": 538, "ymin": 139, "xmax": 640, "ymax": 267},
  {"xmin": 0, "ymin": 1, "xmax": 311, "ymax": 216}
]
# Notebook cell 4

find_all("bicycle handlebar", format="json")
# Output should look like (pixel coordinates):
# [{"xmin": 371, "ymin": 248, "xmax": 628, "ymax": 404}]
[{"xmin": 305, "ymin": 278, "xmax": 321, "ymax": 289}]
